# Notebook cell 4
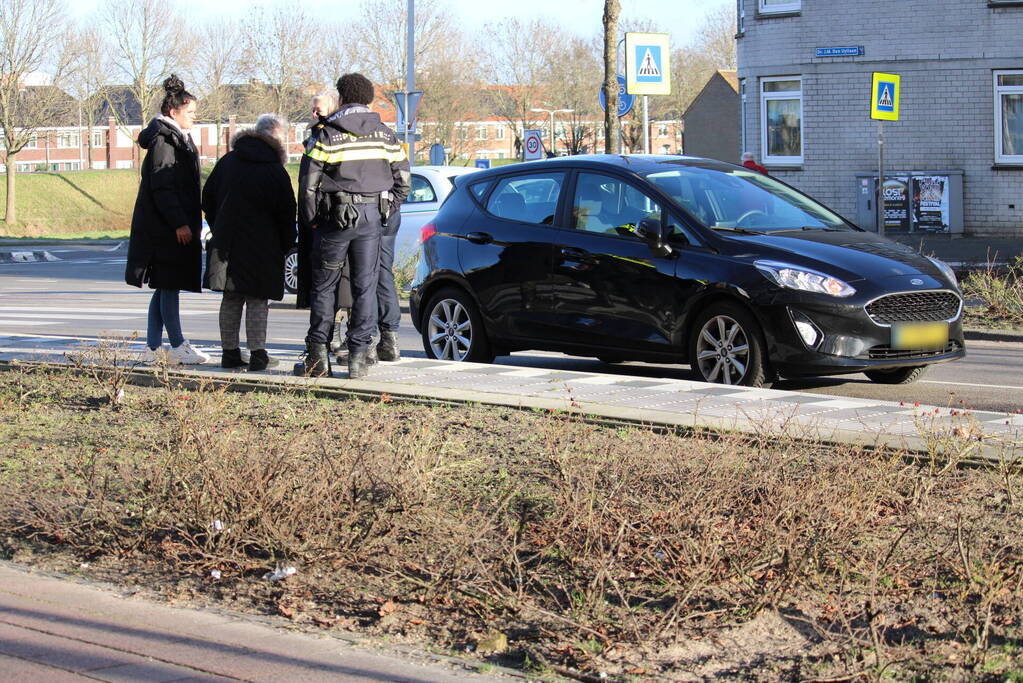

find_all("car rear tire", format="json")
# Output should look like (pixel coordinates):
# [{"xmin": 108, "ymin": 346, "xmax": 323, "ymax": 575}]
[
  {"xmin": 689, "ymin": 302, "xmax": 771, "ymax": 388},
  {"xmin": 863, "ymin": 365, "xmax": 928, "ymax": 384},
  {"xmin": 283, "ymin": 248, "xmax": 299, "ymax": 295},
  {"xmin": 422, "ymin": 287, "xmax": 494, "ymax": 363}
]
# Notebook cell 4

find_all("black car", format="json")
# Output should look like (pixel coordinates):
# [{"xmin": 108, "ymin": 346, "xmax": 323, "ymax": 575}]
[{"xmin": 410, "ymin": 155, "xmax": 965, "ymax": 387}]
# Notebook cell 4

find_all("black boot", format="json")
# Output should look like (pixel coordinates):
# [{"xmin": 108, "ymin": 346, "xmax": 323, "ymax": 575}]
[
  {"xmin": 293, "ymin": 342, "xmax": 331, "ymax": 378},
  {"xmin": 348, "ymin": 348, "xmax": 370, "ymax": 379},
  {"xmin": 221, "ymin": 348, "xmax": 245, "ymax": 369},
  {"xmin": 366, "ymin": 338, "xmax": 379, "ymax": 365},
  {"xmin": 377, "ymin": 330, "xmax": 401, "ymax": 362},
  {"xmin": 248, "ymin": 349, "xmax": 278, "ymax": 372}
]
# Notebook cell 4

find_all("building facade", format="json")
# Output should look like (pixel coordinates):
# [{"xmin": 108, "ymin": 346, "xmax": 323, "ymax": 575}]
[
  {"xmin": 737, "ymin": 0, "xmax": 1023, "ymax": 237},
  {"xmin": 683, "ymin": 69, "xmax": 740, "ymax": 163}
]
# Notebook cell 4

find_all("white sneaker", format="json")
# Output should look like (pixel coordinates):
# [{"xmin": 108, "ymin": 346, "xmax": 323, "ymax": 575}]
[
  {"xmin": 139, "ymin": 345, "xmax": 165, "ymax": 364},
  {"xmin": 168, "ymin": 340, "xmax": 210, "ymax": 365}
]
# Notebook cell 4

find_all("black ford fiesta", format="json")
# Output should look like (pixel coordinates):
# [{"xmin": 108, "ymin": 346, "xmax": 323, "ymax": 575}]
[{"xmin": 410, "ymin": 155, "xmax": 965, "ymax": 387}]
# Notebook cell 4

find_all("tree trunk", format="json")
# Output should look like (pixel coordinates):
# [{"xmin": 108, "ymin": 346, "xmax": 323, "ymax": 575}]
[
  {"xmin": 602, "ymin": 0, "xmax": 621, "ymax": 154},
  {"xmin": 5, "ymin": 152, "xmax": 16, "ymax": 226}
]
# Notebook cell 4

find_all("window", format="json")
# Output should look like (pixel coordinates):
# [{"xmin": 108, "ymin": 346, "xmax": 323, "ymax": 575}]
[
  {"xmin": 495, "ymin": 126, "xmax": 506, "ymax": 140},
  {"xmin": 486, "ymin": 172, "xmax": 565, "ymax": 224},
  {"xmin": 407, "ymin": 174, "xmax": 437, "ymax": 203},
  {"xmin": 25, "ymin": 134, "xmax": 37, "ymax": 149},
  {"xmin": 737, "ymin": 0, "xmax": 745, "ymax": 33},
  {"xmin": 758, "ymin": 0, "xmax": 799, "ymax": 13},
  {"xmin": 657, "ymin": 125, "xmax": 669, "ymax": 137},
  {"xmin": 476, "ymin": 126, "xmax": 488, "ymax": 141},
  {"xmin": 995, "ymin": 70, "xmax": 1023, "ymax": 163},
  {"xmin": 91, "ymin": 131, "xmax": 104, "ymax": 148},
  {"xmin": 56, "ymin": 132, "xmax": 79, "ymax": 148},
  {"xmin": 573, "ymin": 173, "xmax": 666, "ymax": 237},
  {"xmin": 760, "ymin": 77, "xmax": 802, "ymax": 165},
  {"xmin": 740, "ymin": 78, "xmax": 747, "ymax": 155}
]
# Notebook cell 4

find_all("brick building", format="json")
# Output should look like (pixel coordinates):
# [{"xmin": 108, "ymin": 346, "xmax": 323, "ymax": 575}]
[
  {"xmin": 683, "ymin": 69, "xmax": 740, "ymax": 163},
  {"xmin": 736, "ymin": 0, "xmax": 1023, "ymax": 237}
]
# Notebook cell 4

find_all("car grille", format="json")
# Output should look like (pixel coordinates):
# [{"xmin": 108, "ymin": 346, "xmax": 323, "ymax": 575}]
[
  {"xmin": 864, "ymin": 291, "xmax": 962, "ymax": 325},
  {"xmin": 867, "ymin": 341, "xmax": 961, "ymax": 361}
]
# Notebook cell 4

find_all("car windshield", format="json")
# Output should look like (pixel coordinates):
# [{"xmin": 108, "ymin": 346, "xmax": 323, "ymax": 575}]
[{"xmin": 643, "ymin": 166, "xmax": 852, "ymax": 232}]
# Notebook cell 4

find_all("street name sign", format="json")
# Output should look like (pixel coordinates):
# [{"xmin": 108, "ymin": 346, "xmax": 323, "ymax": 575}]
[
  {"xmin": 625, "ymin": 32, "xmax": 671, "ymax": 96},
  {"xmin": 871, "ymin": 72, "xmax": 900, "ymax": 121},
  {"xmin": 815, "ymin": 46, "xmax": 864, "ymax": 57}
]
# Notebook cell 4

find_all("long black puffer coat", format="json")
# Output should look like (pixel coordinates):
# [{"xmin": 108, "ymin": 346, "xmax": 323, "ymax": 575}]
[
  {"xmin": 125, "ymin": 118, "xmax": 202, "ymax": 292},
  {"xmin": 201, "ymin": 130, "xmax": 297, "ymax": 301}
]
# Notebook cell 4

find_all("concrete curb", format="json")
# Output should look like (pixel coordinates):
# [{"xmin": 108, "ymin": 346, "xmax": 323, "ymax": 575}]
[
  {"xmin": 0, "ymin": 238, "xmax": 123, "ymax": 247},
  {"xmin": 3, "ymin": 358, "xmax": 1017, "ymax": 466},
  {"xmin": 965, "ymin": 328, "xmax": 1023, "ymax": 343}
]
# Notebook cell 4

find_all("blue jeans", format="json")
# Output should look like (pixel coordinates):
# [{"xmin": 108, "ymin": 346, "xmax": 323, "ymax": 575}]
[{"xmin": 147, "ymin": 289, "xmax": 184, "ymax": 349}]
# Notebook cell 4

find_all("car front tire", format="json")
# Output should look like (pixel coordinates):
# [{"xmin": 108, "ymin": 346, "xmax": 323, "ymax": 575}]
[
  {"xmin": 689, "ymin": 302, "xmax": 771, "ymax": 388},
  {"xmin": 421, "ymin": 287, "xmax": 494, "ymax": 363},
  {"xmin": 863, "ymin": 365, "xmax": 929, "ymax": 384}
]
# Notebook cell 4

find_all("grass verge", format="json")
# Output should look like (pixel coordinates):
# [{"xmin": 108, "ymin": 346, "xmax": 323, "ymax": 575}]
[{"xmin": 0, "ymin": 362, "xmax": 1021, "ymax": 681}]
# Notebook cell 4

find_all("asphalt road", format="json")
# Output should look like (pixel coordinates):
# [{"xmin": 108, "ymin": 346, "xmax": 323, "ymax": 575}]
[{"xmin": 2, "ymin": 243, "xmax": 1021, "ymax": 413}]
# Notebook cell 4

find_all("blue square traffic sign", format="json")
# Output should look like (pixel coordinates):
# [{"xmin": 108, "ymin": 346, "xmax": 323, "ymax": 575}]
[
  {"xmin": 876, "ymin": 81, "xmax": 895, "ymax": 112},
  {"xmin": 634, "ymin": 45, "xmax": 663, "ymax": 83}
]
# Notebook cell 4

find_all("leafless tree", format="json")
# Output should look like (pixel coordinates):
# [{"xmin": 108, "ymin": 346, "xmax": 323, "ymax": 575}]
[
  {"xmin": 695, "ymin": 4, "xmax": 737, "ymax": 70},
  {"xmin": 0, "ymin": 0, "xmax": 76, "ymax": 228},
  {"xmin": 101, "ymin": 0, "xmax": 190, "ymax": 125},
  {"xmin": 546, "ymin": 36, "xmax": 602, "ymax": 155},
  {"xmin": 191, "ymin": 19, "xmax": 242, "ymax": 158},
  {"xmin": 602, "ymin": 0, "xmax": 621, "ymax": 154},
  {"xmin": 483, "ymin": 18, "xmax": 559, "ymax": 158},
  {"xmin": 64, "ymin": 26, "xmax": 111, "ymax": 170},
  {"xmin": 240, "ymin": 1, "xmax": 319, "ymax": 122}
]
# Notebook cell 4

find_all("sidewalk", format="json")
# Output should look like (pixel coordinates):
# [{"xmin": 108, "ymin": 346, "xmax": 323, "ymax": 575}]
[
  {"xmin": 0, "ymin": 562, "xmax": 504, "ymax": 682},
  {"xmin": 0, "ymin": 335, "xmax": 1020, "ymax": 462}
]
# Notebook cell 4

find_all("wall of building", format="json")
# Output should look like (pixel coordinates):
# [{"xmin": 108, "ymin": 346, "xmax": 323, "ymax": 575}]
[
  {"xmin": 684, "ymin": 73, "xmax": 741, "ymax": 163},
  {"xmin": 737, "ymin": 0, "xmax": 1023, "ymax": 237}
]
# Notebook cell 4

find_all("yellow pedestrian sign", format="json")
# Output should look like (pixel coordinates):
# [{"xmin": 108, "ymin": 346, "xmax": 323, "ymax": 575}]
[
  {"xmin": 871, "ymin": 72, "xmax": 900, "ymax": 121},
  {"xmin": 625, "ymin": 33, "xmax": 671, "ymax": 96}
]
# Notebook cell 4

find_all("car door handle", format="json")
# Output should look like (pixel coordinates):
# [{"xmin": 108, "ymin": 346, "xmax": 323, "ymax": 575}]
[
  {"xmin": 560, "ymin": 246, "xmax": 589, "ymax": 258},
  {"xmin": 466, "ymin": 232, "xmax": 493, "ymax": 244}
]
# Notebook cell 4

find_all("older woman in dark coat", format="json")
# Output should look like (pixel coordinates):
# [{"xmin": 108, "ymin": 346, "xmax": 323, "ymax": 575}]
[
  {"xmin": 125, "ymin": 75, "xmax": 209, "ymax": 365},
  {"xmin": 202, "ymin": 114, "xmax": 297, "ymax": 371}
]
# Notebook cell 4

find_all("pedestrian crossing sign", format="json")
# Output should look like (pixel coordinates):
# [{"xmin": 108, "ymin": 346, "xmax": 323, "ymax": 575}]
[
  {"xmin": 871, "ymin": 72, "xmax": 900, "ymax": 121},
  {"xmin": 626, "ymin": 32, "xmax": 671, "ymax": 96}
]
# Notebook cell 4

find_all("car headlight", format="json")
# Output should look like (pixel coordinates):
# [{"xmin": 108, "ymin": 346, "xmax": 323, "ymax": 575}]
[
  {"xmin": 926, "ymin": 256, "xmax": 958, "ymax": 287},
  {"xmin": 755, "ymin": 260, "xmax": 856, "ymax": 297}
]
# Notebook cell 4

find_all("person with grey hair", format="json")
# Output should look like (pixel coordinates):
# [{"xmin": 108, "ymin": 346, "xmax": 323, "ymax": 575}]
[
  {"xmin": 202, "ymin": 113, "xmax": 297, "ymax": 371},
  {"xmin": 741, "ymin": 151, "xmax": 768, "ymax": 175}
]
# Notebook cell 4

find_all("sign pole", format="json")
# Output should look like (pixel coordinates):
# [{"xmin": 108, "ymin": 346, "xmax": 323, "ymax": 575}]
[
  {"xmin": 877, "ymin": 120, "xmax": 884, "ymax": 236},
  {"xmin": 642, "ymin": 96, "xmax": 649, "ymax": 154},
  {"xmin": 406, "ymin": 0, "xmax": 415, "ymax": 167}
]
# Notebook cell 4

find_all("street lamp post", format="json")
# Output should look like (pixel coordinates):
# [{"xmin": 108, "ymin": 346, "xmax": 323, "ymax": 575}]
[{"xmin": 530, "ymin": 107, "xmax": 574, "ymax": 156}]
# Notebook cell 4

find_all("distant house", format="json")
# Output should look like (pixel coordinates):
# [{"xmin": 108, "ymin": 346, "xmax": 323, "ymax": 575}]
[{"xmin": 682, "ymin": 69, "xmax": 740, "ymax": 164}]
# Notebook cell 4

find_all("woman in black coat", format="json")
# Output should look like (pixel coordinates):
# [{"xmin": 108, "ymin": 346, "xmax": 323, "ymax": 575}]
[
  {"xmin": 125, "ymin": 75, "xmax": 209, "ymax": 365},
  {"xmin": 202, "ymin": 114, "xmax": 297, "ymax": 371}
]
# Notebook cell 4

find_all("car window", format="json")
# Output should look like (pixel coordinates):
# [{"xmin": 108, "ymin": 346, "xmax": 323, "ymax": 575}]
[
  {"xmin": 572, "ymin": 173, "xmax": 663, "ymax": 238},
  {"xmin": 485, "ymin": 172, "xmax": 565, "ymax": 225},
  {"xmin": 407, "ymin": 174, "xmax": 437, "ymax": 204},
  {"xmin": 469, "ymin": 180, "xmax": 492, "ymax": 202},
  {"xmin": 644, "ymin": 167, "xmax": 850, "ymax": 232}
]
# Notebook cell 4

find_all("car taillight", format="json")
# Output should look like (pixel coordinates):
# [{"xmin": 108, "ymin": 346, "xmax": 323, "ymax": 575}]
[{"xmin": 419, "ymin": 222, "xmax": 436, "ymax": 243}]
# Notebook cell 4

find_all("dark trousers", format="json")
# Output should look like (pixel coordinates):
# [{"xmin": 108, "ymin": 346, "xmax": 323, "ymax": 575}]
[
  {"xmin": 377, "ymin": 233, "xmax": 400, "ymax": 333},
  {"xmin": 307, "ymin": 205, "xmax": 382, "ymax": 350}
]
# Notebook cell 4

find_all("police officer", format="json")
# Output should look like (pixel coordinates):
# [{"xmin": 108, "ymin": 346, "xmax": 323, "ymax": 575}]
[{"xmin": 295, "ymin": 73, "xmax": 410, "ymax": 378}]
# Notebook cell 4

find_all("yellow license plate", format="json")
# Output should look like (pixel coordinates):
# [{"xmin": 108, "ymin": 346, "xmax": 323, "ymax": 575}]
[{"xmin": 891, "ymin": 322, "xmax": 948, "ymax": 350}]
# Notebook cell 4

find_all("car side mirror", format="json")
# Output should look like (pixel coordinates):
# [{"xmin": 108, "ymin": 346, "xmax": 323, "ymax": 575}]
[{"xmin": 636, "ymin": 216, "xmax": 673, "ymax": 257}]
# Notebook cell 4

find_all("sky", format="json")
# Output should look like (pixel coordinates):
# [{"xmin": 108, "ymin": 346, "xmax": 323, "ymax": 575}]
[{"xmin": 70, "ymin": 0, "xmax": 732, "ymax": 47}]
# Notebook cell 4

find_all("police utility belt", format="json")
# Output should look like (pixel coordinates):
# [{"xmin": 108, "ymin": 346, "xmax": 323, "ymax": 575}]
[{"xmin": 319, "ymin": 190, "xmax": 392, "ymax": 231}]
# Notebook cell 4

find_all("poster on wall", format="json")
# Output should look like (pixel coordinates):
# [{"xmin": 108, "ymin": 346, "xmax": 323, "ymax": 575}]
[
  {"xmin": 912, "ymin": 175, "xmax": 950, "ymax": 233},
  {"xmin": 882, "ymin": 177, "xmax": 910, "ymax": 232}
]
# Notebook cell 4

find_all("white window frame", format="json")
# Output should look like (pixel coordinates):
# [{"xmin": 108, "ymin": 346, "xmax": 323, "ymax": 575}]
[
  {"xmin": 495, "ymin": 126, "xmax": 506, "ymax": 140},
  {"xmin": 737, "ymin": 0, "xmax": 745, "ymax": 33},
  {"xmin": 740, "ymin": 78, "xmax": 747, "ymax": 155},
  {"xmin": 476, "ymin": 126, "xmax": 488, "ymax": 141},
  {"xmin": 91, "ymin": 130, "xmax": 104, "ymax": 148},
  {"xmin": 760, "ymin": 76, "xmax": 803, "ymax": 166},
  {"xmin": 994, "ymin": 69, "xmax": 1023, "ymax": 164},
  {"xmin": 56, "ymin": 131, "xmax": 80, "ymax": 148},
  {"xmin": 758, "ymin": 0, "xmax": 800, "ymax": 14}
]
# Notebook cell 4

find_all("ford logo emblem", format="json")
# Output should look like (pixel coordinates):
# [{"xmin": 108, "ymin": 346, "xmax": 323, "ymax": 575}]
[{"xmin": 910, "ymin": 278, "xmax": 924, "ymax": 285}]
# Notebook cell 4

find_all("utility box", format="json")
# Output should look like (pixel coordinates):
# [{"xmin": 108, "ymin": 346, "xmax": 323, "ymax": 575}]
[{"xmin": 853, "ymin": 170, "xmax": 964, "ymax": 234}]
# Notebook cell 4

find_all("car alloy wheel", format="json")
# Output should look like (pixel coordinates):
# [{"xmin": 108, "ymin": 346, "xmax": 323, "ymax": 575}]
[
  {"xmin": 283, "ymin": 249, "xmax": 299, "ymax": 294},
  {"xmin": 690, "ymin": 302, "xmax": 770, "ymax": 387},
  {"xmin": 422, "ymin": 287, "xmax": 493, "ymax": 363}
]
